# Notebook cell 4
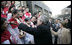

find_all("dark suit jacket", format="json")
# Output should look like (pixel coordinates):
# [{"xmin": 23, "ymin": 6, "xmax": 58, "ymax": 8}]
[{"xmin": 18, "ymin": 23, "xmax": 52, "ymax": 44}]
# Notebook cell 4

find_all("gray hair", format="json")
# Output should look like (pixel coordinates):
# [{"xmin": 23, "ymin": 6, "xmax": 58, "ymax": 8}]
[{"xmin": 38, "ymin": 14, "xmax": 48, "ymax": 24}]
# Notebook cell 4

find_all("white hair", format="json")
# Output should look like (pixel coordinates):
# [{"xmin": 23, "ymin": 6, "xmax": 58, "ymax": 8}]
[{"xmin": 38, "ymin": 14, "xmax": 48, "ymax": 24}]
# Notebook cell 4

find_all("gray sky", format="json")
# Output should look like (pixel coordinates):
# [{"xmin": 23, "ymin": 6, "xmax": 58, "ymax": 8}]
[{"xmin": 42, "ymin": 1, "xmax": 71, "ymax": 18}]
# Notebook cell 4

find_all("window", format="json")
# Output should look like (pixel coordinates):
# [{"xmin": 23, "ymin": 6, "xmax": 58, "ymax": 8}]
[
  {"xmin": 44, "ymin": 9, "xmax": 48, "ymax": 15},
  {"xmin": 34, "ymin": 5, "xmax": 42, "ymax": 13}
]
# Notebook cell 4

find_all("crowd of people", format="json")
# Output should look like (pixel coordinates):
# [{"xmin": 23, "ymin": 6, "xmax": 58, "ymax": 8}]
[{"xmin": 1, "ymin": 1, "xmax": 71, "ymax": 44}]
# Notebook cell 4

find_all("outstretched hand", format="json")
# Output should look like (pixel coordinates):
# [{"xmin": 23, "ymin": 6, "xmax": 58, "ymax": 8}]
[{"xmin": 19, "ymin": 30, "xmax": 26, "ymax": 38}]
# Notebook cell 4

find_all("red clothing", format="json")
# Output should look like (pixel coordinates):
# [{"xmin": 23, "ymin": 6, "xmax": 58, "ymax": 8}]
[
  {"xmin": 1, "ymin": 7, "xmax": 9, "ymax": 18},
  {"xmin": 1, "ymin": 14, "xmax": 7, "ymax": 18},
  {"xmin": 24, "ymin": 12, "xmax": 31, "ymax": 18},
  {"xmin": 1, "ymin": 30, "xmax": 12, "ymax": 43},
  {"xmin": 19, "ymin": 15, "xmax": 25, "ymax": 23},
  {"xmin": 21, "ymin": 15, "xmax": 26, "ymax": 22},
  {"xmin": 8, "ymin": 18, "xmax": 18, "ymax": 29},
  {"xmin": 3, "ymin": 7, "xmax": 9, "ymax": 14}
]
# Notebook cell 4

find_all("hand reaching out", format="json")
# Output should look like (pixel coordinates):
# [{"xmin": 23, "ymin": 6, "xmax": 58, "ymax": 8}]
[{"xmin": 19, "ymin": 30, "xmax": 26, "ymax": 38}]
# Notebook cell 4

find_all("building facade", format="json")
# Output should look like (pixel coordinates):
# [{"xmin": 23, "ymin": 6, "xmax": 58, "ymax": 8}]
[
  {"xmin": 15, "ymin": 1, "xmax": 52, "ymax": 17},
  {"xmin": 58, "ymin": 5, "xmax": 71, "ymax": 20},
  {"xmin": 15, "ymin": 1, "xmax": 27, "ymax": 9},
  {"xmin": 61, "ymin": 8, "xmax": 71, "ymax": 15},
  {"xmin": 31, "ymin": 1, "xmax": 51, "ymax": 16}
]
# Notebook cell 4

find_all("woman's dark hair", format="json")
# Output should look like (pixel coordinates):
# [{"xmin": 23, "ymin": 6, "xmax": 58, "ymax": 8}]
[
  {"xmin": 12, "ymin": 9, "xmax": 18, "ymax": 16},
  {"xmin": 8, "ymin": 4, "xmax": 15, "ymax": 13},
  {"xmin": 1, "ymin": 17, "xmax": 6, "ymax": 34},
  {"xmin": 64, "ymin": 18, "xmax": 71, "ymax": 22}
]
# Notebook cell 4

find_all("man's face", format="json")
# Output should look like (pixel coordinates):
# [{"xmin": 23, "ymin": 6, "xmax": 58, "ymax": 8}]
[
  {"xmin": 19, "ymin": 12, "xmax": 23, "ymax": 17},
  {"xmin": 31, "ymin": 17, "xmax": 36, "ymax": 22},
  {"xmin": 26, "ymin": 8, "xmax": 29, "ymax": 12},
  {"xmin": 55, "ymin": 19, "xmax": 58, "ymax": 23},
  {"xmin": 13, "ymin": 13, "xmax": 18, "ymax": 18},
  {"xmin": 2, "ymin": 21, "xmax": 8, "ymax": 29},
  {"xmin": 37, "ymin": 19, "xmax": 42, "ymax": 26},
  {"xmin": 23, "ymin": 7, "xmax": 25, "ymax": 10},
  {"xmin": 65, "ymin": 19, "xmax": 68, "ymax": 23},
  {"xmin": 59, "ymin": 23, "xmax": 62, "ymax": 28}
]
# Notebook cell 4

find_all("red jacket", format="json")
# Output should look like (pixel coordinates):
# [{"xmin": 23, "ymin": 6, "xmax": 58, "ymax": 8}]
[
  {"xmin": 1, "ymin": 7, "xmax": 9, "ymax": 18},
  {"xmin": 3, "ymin": 7, "xmax": 9, "ymax": 14},
  {"xmin": 1, "ymin": 14, "xmax": 7, "ymax": 18},
  {"xmin": 24, "ymin": 12, "xmax": 32, "ymax": 18},
  {"xmin": 8, "ymin": 18, "xmax": 19, "ymax": 29},
  {"xmin": 21, "ymin": 15, "xmax": 26, "ymax": 22},
  {"xmin": 1, "ymin": 30, "xmax": 12, "ymax": 44}
]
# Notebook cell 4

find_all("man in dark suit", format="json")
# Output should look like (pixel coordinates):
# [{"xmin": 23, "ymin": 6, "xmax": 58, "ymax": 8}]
[{"xmin": 18, "ymin": 15, "xmax": 52, "ymax": 44}]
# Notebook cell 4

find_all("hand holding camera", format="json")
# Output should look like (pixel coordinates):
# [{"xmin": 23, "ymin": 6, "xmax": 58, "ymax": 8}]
[{"xmin": 19, "ymin": 30, "xmax": 26, "ymax": 38}]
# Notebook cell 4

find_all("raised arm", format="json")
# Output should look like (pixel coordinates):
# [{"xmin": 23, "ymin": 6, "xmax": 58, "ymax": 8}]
[
  {"xmin": 50, "ymin": 28, "xmax": 58, "ymax": 36},
  {"xmin": 18, "ymin": 23, "xmax": 37, "ymax": 35}
]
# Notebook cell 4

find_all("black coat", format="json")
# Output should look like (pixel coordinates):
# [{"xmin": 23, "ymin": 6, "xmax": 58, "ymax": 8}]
[
  {"xmin": 66, "ymin": 22, "xmax": 71, "ymax": 29},
  {"xmin": 18, "ymin": 23, "xmax": 52, "ymax": 44}
]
